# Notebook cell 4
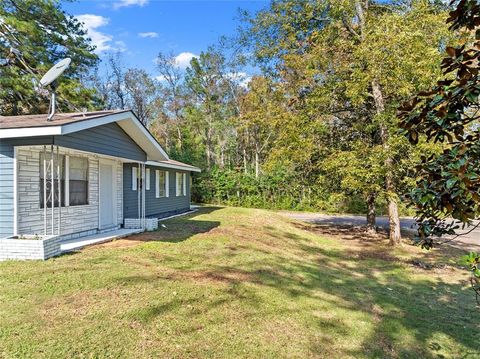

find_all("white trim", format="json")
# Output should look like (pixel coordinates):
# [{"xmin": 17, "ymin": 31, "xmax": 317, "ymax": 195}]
[
  {"xmin": 155, "ymin": 169, "xmax": 160, "ymax": 198},
  {"xmin": 176, "ymin": 172, "xmax": 184, "ymax": 197},
  {"xmin": 146, "ymin": 168, "xmax": 150, "ymax": 190},
  {"xmin": 61, "ymin": 112, "xmax": 131, "ymax": 135},
  {"xmin": 116, "ymin": 116, "xmax": 169, "ymax": 160},
  {"xmin": 132, "ymin": 167, "xmax": 138, "ymax": 191},
  {"xmin": 0, "ymin": 126, "xmax": 62, "ymax": 138},
  {"xmin": 183, "ymin": 173, "xmax": 186, "ymax": 196},
  {"xmin": 0, "ymin": 111, "xmax": 169, "ymax": 162},
  {"xmin": 165, "ymin": 171, "xmax": 169, "ymax": 197},
  {"xmin": 65, "ymin": 155, "xmax": 70, "ymax": 206},
  {"xmin": 13, "ymin": 147, "xmax": 18, "ymax": 236},
  {"xmin": 145, "ymin": 160, "xmax": 201, "ymax": 173},
  {"xmin": 98, "ymin": 158, "xmax": 118, "ymax": 229},
  {"xmin": 158, "ymin": 209, "xmax": 197, "ymax": 222}
]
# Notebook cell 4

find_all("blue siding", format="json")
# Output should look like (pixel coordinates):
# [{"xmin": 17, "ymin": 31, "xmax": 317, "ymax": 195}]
[
  {"xmin": 55, "ymin": 122, "xmax": 146, "ymax": 161},
  {"xmin": 1, "ymin": 123, "xmax": 146, "ymax": 162},
  {"xmin": 0, "ymin": 142, "xmax": 14, "ymax": 238},
  {"xmin": 123, "ymin": 163, "xmax": 191, "ymax": 218}
]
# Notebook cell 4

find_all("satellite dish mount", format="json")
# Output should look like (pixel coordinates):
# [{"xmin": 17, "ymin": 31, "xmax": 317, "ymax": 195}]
[{"xmin": 39, "ymin": 58, "xmax": 71, "ymax": 121}]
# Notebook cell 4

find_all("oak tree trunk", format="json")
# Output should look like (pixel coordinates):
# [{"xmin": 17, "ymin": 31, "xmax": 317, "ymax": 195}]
[
  {"xmin": 372, "ymin": 79, "xmax": 402, "ymax": 245},
  {"xmin": 366, "ymin": 192, "xmax": 377, "ymax": 234}
]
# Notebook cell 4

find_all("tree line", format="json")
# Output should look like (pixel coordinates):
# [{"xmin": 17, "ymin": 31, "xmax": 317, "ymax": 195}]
[{"xmin": 1, "ymin": 0, "xmax": 478, "ymax": 248}]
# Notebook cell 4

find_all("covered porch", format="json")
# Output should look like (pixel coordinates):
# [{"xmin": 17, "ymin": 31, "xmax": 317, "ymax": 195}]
[{"xmin": 14, "ymin": 144, "xmax": 147, "ymax": 240}]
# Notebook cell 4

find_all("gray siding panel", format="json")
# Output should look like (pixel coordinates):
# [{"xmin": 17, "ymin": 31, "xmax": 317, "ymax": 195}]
[
  {"xmin": 55, "ymin": 122, "xmax": 146, "ymax": 161},
  {"xmin": 123, "ymin": 163, "xmax": 191, "ymax": 218},
  {"xmin": 1, "ymin": 124, "xmax": 145, "ymax": 161},
  {"xmin": 0, "ymin": 142, "xmax": 14, "ymax": 238}
]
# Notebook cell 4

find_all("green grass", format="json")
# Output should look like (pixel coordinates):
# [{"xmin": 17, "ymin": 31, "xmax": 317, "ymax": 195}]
[{"xmin": 0, "ymin": 206, "xmax": 478, "ymax": 358}]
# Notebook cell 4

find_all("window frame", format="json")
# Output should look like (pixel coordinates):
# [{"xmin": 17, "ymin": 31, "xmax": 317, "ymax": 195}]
[
  {"xmin": 145, "ymin": 168, "xmax": 150, "ymax": 190},
  {"xmin": 68, "ymin": 156, "xmax": 89, "ymax": 206},
  {"xmin": 132, "ymin": 166, "xmax": 138, "ymax": 191},
  {"xmin": 39, "ymin": 154, "xmax": 89, "ymax": 208},
  {"xmin": 176, "ymin": 172, "xmax": 186, "ymax": 197},
  {"xmin": 156, "ymin": 170, "xmax": 168, "ymax": 198}
]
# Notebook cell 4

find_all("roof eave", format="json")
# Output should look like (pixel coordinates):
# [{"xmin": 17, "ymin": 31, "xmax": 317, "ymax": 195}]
[
  {"xmin": 145, "ymin": 160, "xmax": 201, "ymax": 173},
  {"xmin": 0, "ymin": 111, "xmax": 169, "ymax": 162}
]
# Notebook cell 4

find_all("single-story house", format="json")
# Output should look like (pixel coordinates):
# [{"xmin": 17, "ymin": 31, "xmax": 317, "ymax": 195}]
[{"xmin": 0, "ymin": 110, "xmax": 200, "ymax": 259}]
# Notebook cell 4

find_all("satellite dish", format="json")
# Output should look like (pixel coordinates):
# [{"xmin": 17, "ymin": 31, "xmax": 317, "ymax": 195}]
[
  {"xmin": 40, "ymin": 58, "xmax": 71, "ymax": 87},
  {"xmin": 39, "ymin": 58, "xmax": 71, "ymax": 121}
]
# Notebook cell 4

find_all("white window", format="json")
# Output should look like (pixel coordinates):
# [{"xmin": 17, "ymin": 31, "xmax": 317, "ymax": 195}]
[
  {"xmin": 145, "ymin": 168, "xmax": 150, "ymax": 190},
  {"xmin": 156, "ymin": 170, "xmax": 166, "ymax": 198},
  {"xmin": 176, "ymin": 172, "xmax": 186, "ymax": 196},
  {"xmin": 69, "ymin": 156, "xmax": 88, "ymax": 206},
  {"xmin": 165, "ymin": 171, "xmax": 170, "ymax": 197},
  {"xmin": 39, "ymin": 154, "xmax": 88, "ymax": 208},
  {"xmin": 183, "ymin": 173, "xmax": 187, "ymax": 196},
  {"xmin": 132, "ymin": 167, "xmax": 138, "ymax": 191}
]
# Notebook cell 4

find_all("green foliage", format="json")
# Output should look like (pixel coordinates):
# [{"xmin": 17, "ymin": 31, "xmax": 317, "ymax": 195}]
[
  {"xmin": 461, "ymin": 252, "xmax": 480, "ymax": 278},
  {"xmin": 399, "ymin": 0, "xmax": 480, "ymax": 247},
  {"xmin": 164, "ymin": 0, "xmax": 453, "ymax": 225},
  {"xmin": 0, "ymin": 0, "xmax": 99, "ymax": 115},
  {"xmin": 460, "ymin": 251, "xmax": 480, "ymax": 304}
]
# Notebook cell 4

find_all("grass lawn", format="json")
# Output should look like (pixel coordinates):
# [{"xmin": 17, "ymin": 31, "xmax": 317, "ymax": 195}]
[{"xmin": 0, "ymin": 206, "xmax": 478, "ymax": 358}]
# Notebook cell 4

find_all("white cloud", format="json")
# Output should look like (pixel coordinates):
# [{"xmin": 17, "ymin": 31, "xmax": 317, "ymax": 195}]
[
  {"xmin": 155, "ymin": 75, "xmax": 167, "ymax": 82},
  {"xmin": 173, "ymin": 52, "xmax": 197, "ymax": 69},
  {"xmin": 113, "ymin": 0, "xmax": 149, "ymax": 9},
  {"xmin": 76, "ymin": 14, "xmax": 113, "ymax": 53},
  {"xmin": 139, "ymin": 32, "xmax": 158, "ymax": 38},
  {"xmin": 76, "ymin": 14, "xmax": 126, "ymax": 54},
  {"xmin": 226, "ymin": 72, "xmax": 252, "ymax": 88},
  {"xmin": 114, "ymin": 40, "xmax": 127, "ymax": 52}
]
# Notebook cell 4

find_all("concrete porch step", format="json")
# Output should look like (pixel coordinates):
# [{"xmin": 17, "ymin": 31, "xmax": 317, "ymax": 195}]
[{"xmin": 60, "ymin": 228, "xmax": 143, "ymax": 252}]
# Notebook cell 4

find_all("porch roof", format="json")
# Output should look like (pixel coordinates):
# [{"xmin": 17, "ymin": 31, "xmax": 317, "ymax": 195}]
[{"xmin": 146, "ymin": 159, "xmax": 201, "ymax": 173}]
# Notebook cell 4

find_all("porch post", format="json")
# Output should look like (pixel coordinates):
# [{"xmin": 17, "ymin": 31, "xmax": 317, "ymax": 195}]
[
  {"xmin": 50, "ymin": 144, "xmax": 54, "ymax": 235},
  {"xmin": 137, "ymin": 163, "xmax": 140, "ymax": 223},
  {"xmin": 43, "ymin": 145, "xmax": 47, "ymax": 235},
  {"xmin": 142, "ymin": 163, "xmax": 146, "ymax": 230},
  {"xmin": 57, "ymin": 145, "xmax": 61, "ymax": 235}
]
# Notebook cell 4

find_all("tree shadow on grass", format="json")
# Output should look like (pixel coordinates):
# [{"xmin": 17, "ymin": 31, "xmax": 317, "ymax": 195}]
[
  {"xmin": 148, "ymin": 206, "xmax": 221, "ymax": 244},
  {"xmin": 107, "ymin": 210, "xmax": 479, "ymax": 357},
  {"xmin": 97, "ymin": 207, "xmax": 222, "ymax": 248}
]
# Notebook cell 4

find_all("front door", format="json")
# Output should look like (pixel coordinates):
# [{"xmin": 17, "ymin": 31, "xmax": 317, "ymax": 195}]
[{"xmin": 99, "ymin": 161, "xmax": 116, "ymax": 229}]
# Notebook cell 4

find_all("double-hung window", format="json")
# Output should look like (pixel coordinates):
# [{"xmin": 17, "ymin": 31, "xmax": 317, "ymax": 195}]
[
  {"xmin": 40, "ymin": 154, "xmax": 88, "ymax": 208},
  {"xmin": 68, "ymin": 157, "xmax": 88, "ymax": 206},
  {"xmin": 176, "ymin": 172, "xmax": 186, "ymax": 196},
  {"xmin": 145, "ymin": 168, "xmax": 150, "ymax": 190},
  {"xmin": 156, "ymin": 170, "xmax": 169, "ymax": 198}
]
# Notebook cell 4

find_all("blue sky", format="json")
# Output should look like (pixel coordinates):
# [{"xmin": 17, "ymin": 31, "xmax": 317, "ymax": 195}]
[{"xmin": 63, "ymin": 0, "xmax": 268, "ymax": 75}]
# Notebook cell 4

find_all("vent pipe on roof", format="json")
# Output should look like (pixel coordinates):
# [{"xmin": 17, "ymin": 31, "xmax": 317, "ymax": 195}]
[
  {"xmin": 47, "ymin": 86, "xmax": 56, "ymax": 121},
  {"xmin": 39, "ymin": 58, "xmax": 71, "ymax": 121}
]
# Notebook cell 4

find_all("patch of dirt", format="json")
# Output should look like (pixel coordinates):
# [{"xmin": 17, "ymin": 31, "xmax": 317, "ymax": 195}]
[
  {"xmin": 294, "ymin": 221, "xmax": 464, "ymax": 276},
  {"xmin": 293, "ymin": 221, "xmax": 404, "ymax": 243}
]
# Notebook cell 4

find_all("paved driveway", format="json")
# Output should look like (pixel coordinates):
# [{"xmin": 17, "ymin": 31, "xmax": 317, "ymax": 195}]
[{"xmin": 285, "ymin": 212, "xmax": 480, "ymax": 252}]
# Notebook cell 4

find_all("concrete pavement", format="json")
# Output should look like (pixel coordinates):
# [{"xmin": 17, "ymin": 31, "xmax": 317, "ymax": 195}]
[{"xmin": 285, "ymin": 212, "xmax": 480, "ymax": 252}]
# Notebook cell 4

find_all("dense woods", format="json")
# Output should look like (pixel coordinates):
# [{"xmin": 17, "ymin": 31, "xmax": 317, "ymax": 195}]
[{"xmin": 1, "ymin": 0, "xmax": 478, "ymax": 246}]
